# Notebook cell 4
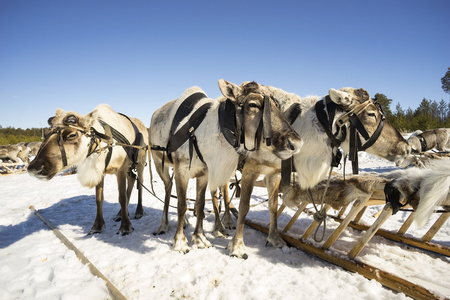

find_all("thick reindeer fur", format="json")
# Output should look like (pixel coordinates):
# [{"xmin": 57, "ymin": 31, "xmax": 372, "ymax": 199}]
[
  {"xmin": 149, "ymin": 84, "xmax": 302, "ymax": 253},
  {"xmin": 381, "ymin": 160, "xmax": 450, "ymax": 227},
  {"xmin": 28, "ymin": 104, "xmax": 149, "ymax": 235},
  {"xmin": 282, "ymin": 175, "xmax": 388, "ymax": 210},
  {"xmin": 222, "ymin": 81, "xmax": 410, "ymax": 259},
  {"xmin": 283, "ymin": 160, "xmax": 450, "ymax": 228}
]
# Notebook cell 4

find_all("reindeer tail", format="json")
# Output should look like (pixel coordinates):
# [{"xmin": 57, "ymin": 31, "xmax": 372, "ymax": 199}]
[{"xmin": 414, "ymin": 160, "xmax": 450, "ymax": 227}]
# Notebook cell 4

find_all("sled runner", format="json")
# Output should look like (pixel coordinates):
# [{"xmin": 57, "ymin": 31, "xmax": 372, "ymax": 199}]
[{"xmin": 229, "ymin": 169, "xmax": 449, "ymax": 300}]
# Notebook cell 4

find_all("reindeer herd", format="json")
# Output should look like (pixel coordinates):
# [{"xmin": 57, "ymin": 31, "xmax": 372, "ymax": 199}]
[{"xmin": 24, "ymin": 79, "xmax": 450, "ymax": 260}]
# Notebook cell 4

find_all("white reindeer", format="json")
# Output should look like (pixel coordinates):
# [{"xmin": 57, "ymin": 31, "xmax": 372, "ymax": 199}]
[
  {"xmin": 219, "ymin": 81, "xmax": 411, "ymax": 258},
  {"xmin": 28, "ymin": 104, "xmax": 148, "ymax": 235},
  {"xmin": 149, "ymin": 82, "xmax": 303, "ymax": 253}
]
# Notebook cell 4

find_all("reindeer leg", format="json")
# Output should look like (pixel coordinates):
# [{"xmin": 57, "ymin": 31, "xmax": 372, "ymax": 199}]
[
  {"xmin": 134, "ymin": 161, "xmax": 145, "ymax": 219},
  {"xmin": 228, "ymin": 165, "xmax": 259, "ymax": 259},
  {"xmin": 89, "ymin": 178, "xmax": 106, "ymax": 235},
  {"xmin": 222, "ymin": 185, "xmax": 235, "ymax": 230},
  {"xmin": 117, "ymin": 172, "xmax": 133, "ymax": 235},
  {"xmin": 114, "ymin": 170, "xmax": 134, "ymax": 222},
  {"xmin": 212, "ymin": 188, "xmax": 227, "ymax": 237},
  {"xmin": 191, "ymin": 175, "xmax": 211, "ymax": 248},
  {"xmin": 153, "ymin": 155, "xmax": 173, "ymax": 235},
  {"xmin": 173, "ymin": 169, "xmax": 190, "ymax": 253},
  {"xmin": 265, "ymin": 173, "xmax": 286, "ymax": 248}
]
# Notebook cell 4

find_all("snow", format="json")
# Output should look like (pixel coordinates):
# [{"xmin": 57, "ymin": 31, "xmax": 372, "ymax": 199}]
[{"xmin": 1, "ymin": 152, "xmax": 449, "ymax": 300}]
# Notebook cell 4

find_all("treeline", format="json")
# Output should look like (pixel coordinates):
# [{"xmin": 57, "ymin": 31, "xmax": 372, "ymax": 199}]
[
  {"xmin": 0, "ymin": 127, "xmax": 46, "ymax": 145},
  {"xmin": 372, "ymin": 95, "xmax": 449, "ymax": 133}
]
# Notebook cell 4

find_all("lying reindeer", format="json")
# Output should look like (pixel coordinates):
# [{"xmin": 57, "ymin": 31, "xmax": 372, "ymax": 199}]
[{"xmin": 28, "ymin": 104, "xmax": 148, "ymax": 235}]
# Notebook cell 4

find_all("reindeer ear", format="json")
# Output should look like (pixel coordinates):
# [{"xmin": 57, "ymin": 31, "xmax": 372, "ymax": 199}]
[
  {"xmin": 79, "ymin": 111, "xmax": 97, "ymax": 129},
  {"xmin": 47, "ymin": 116, "xmax": 55, "ymax": 126},
  {"xmin": 54, "ymin": 108, "xmax": 66, "ymax": 117},
  {"xmin": 329, "ymin": 88, "xmax": 352, "ymax": 108},
  {"xmin": 218, "ymin": 79, "xmax": 241, "ymax": 102}
]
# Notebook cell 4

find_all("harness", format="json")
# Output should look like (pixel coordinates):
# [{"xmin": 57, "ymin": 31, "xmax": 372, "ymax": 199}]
[
  {"xmin": 280, "ymin": 96, "xmax": 386, "ymax": 242},
  {"xmin": 316, "ymin": 96, "xmax": 385, "ymax": 174},
  {"xmin": 280, "ymin": 103, "xmax": 302, "ymax": 188},
  {"xmin": 417, "ymin": 135, "xmax": 428, "ymax": 152},
  {"xmin": 151, "ymin": 92, "xmax": 212, "ymax": 169},
  {"xmin": 218, "ymin": 94, "xmax": 274, "ymax": 151},
  {"xmin": 43, "ymin": 113, "xmax": 143, "ymax": 171}
]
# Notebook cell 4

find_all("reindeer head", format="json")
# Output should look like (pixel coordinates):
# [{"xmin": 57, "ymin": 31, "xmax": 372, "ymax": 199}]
[
  {"xmin": 218, "ymin": 79, "xmax": 303, "ymax": 159},
  {"xmin": 329, "ymin": 87, "xmax": 410, "ymax": 165},
  {"xmin": 28, "ymin": 108, "xmax": 97, "ymax": 180}
]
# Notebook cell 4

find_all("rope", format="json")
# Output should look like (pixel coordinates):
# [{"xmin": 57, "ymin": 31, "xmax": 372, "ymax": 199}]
[{"xmin": 308, "ymin": 166, "xmax": 334, "ymax": 243}]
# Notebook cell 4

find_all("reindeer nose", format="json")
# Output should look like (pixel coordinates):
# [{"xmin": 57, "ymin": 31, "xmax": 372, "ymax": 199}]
[
  {"xmin": 287, "ymin": 137, "xmax": 303, "ymax": 153},
  {"xmin": 287, "ymin": 139, "xmax": 295, "ymax": 150}
]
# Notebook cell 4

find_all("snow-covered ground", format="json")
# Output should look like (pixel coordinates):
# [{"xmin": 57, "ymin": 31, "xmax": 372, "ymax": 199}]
[{"xmin": 1, "ymin": 152, "xmax": 449, "ymax": 300}]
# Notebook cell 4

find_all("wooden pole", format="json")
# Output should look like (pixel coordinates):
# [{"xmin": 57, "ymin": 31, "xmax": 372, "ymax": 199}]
[
  {"xmin": 29, "ymin": 205, "xmax": 128, "ymax": 300},
  {"xmin": 243, "ymin": 217, "xmax": 441, "ymax": 300}
]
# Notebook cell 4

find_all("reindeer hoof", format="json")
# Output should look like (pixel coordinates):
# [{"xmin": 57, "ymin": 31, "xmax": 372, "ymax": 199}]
[
  {"xmin": 134, "ymin": 208, "xmax": 145, "ymax": 219},
  {"xmin": 118, "ymin": 226, "xmax": 134, "ymax": 236},
  {"xmin": 88, "ymin": 224, "xmax": 105, "ymax": 235},
  {"xmin": 173, "ymin": 235, "xmax": 190, "ymax": 253},
  {"xmin": 231, "ymin": 253, "xmax": 248, "ymax": 260},
  {"xmin": 191, "ymin": 234, "xmax": 212, "ymax": 249},
  {"xmin": 228, "ymin": 239, "xmax": 248, "ymax": 259},
  {"xmin": 266, "ymin": 235, "xmax": 287, "ymax": 248},
  {"xmin": 153, "ymin": 230, "xmax": 166, "ymax": 236}
]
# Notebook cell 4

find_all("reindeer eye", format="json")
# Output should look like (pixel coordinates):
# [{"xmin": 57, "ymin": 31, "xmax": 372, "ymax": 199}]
[{"xmin": 67, "ymin": 132, "xmax": 78, "ymax": 139}]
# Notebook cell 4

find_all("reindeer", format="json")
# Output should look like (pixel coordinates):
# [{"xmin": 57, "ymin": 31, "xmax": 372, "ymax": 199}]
[
  {"xmin": 149, "ymin": 83, "xmax": 303, "ymax": 253},
  {"xmin": 28, "ymin": 104, "xmax": 148, "ymax": 235},
  {"xmin": 219, "ymin": 81, "xmax": 411, "ymax": 258},
  {"xmin": 0, "ymin": 144, "xmax": 23, "ymax": 164},
  {"xmin": 407, "ymin": 128, "xmax": 450, "ymax": 153},
  {"xmin": 15, "ymin": 143, "xmax": 32, "ymax": 163}
]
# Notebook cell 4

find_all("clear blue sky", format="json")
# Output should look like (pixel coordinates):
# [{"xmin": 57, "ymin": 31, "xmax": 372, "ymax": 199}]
[{"xmin": 1, "ymin": 0, "xmax": 449, "ymax": 129}]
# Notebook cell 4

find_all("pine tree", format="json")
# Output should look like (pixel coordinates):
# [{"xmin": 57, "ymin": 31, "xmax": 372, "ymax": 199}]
[{"xmin": 442, "ymin": 67, "xmax": 450, "ymax": 95}]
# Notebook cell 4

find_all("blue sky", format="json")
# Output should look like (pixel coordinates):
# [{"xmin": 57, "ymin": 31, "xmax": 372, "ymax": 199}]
[{"xmin": 1, "ymin": 0, "xmax": 449, "ymax": 129}]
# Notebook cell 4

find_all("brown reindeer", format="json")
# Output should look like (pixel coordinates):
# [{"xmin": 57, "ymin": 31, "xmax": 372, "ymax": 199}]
[{"xmin": 28, "ymin": 104, "xmax": 148, "ymax": 235}]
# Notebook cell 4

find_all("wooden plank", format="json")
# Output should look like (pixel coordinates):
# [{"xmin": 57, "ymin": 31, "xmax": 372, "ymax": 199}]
[
  {"xmin": 422, "ymin": 212, "xmax": 450, "ymax": 242},
  {"xmin": 322, "ymin": 196, "xmax": 369, "ymax": 250},
  {"xmin": 283, "ymin": 202, "xmax": 308, "ymax": 232},
  {"xmin": 302, "ymin": 204, "xmax": 331, "ymax": 239},
  {"xmin": 348, "ymin": 203, "xmax": 393, "ymax": 259},
  {"xmin": 397, "ymin": 211, "xmax": 416, "ymax": 235},
  {"xmin": 353, "ymin": 206, "xmax": 367, "ymax": 223},
  {"xmin": 326, "ymin": 214, "xmax": 450, "ymax": 257},
  {"xmin": 337, "ymin": 204, "xmax": 348, "ymax": 218},
  {"xmin": 277, "ymin": 203, "xmax": 285, "ymax": 219},
  {"xmin": 243, "ymin": 218, "xmax": 440, "ymax": 300}
]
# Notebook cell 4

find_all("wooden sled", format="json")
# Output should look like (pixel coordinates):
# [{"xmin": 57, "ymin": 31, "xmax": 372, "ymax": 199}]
[
  {"xmin": 278, "ymin": 185, "xmax": 450, "ymax": 258},
  {"xmin": 0, "ymin": 162, "xmax": 27, "ymax": 174},
  {"xmin": 229, "ymin": 174, "xmax": 449, "ymax": 300}
]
